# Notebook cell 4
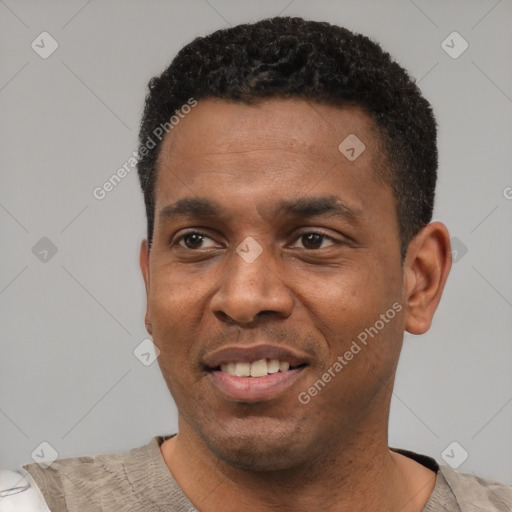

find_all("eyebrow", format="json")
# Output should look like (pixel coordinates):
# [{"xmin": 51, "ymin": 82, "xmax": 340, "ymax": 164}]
[{"xmin": 158, "ymin": 195, "xmax": 361, "ymax": 224}]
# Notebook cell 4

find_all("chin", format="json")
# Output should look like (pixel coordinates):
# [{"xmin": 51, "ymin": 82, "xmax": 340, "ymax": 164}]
[{"xmin": 199, "ymin": 416, "xmax": 313, "ymax": 472}]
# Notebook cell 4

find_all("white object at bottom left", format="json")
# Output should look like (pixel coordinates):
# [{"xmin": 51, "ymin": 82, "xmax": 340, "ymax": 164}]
[{"xmin": 0, "ymin": 469, "xmax": 51, "ymax": 512}]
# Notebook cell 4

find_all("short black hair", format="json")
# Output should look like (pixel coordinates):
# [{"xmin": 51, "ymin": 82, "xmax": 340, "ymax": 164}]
[{"xmin": 136, "ymin": 16, "xmax": 437, "ymax": 260}]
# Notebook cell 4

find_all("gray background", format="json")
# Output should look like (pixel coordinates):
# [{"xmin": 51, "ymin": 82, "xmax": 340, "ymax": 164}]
[{"xmin": 1, "ymin": 0, "xmax": 511, "ymax": 484}]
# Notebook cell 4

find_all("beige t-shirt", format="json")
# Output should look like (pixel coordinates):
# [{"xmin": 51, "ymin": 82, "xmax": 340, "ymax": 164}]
[{"xmin": 22, "ymin": 434, "xmax": 512, "ymax": 511}]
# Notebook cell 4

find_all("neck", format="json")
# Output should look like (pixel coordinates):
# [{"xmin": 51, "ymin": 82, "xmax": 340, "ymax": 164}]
[{"xmin": 160, "ymin": 424, "xmax": 436, "ymax": 512}]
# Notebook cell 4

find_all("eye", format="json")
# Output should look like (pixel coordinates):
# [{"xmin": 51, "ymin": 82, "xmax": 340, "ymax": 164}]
[
  {"xmin": 175, "ymin": 231, "xmax": 219, "ymax": 250},
  {"xmin": 290, "ymin": 232, "xmax": 337, "ymax": 250},
  {"xmin": 173, "ymin": 230, "xmax": 339, "ymax": 251}
]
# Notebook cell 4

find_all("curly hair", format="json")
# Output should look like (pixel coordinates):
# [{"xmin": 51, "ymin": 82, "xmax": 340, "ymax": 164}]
[{"xmin": 136, "ymin": 16, "xmax": 437, "ymax": 260}]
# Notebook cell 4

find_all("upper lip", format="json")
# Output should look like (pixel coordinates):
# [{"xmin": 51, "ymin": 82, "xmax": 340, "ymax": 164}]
[{"xmin": 203, "ymin": 344, "xmax": 310, "ymax": 369}]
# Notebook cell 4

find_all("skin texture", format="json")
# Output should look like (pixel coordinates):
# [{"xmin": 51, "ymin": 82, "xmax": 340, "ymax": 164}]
[{"xmin": 140, "ymin": 98, "xmax": 452, "ymax": 511}]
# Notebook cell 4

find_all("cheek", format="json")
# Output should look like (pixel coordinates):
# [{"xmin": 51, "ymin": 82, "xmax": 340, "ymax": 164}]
[
  {"xmin": 147, "ymin": 267, "xmax": 203, "ymax": 365},
  {"xmin": 300, "ymin": 263, "xmax": 401, "ymax": 357},
  {"xmin": 148, "ymin": 262, "xmax": 205, "ymax": 318},
  {"xmin": 306, "ymin": 268, "xmax": 378, "ymax": 320}
]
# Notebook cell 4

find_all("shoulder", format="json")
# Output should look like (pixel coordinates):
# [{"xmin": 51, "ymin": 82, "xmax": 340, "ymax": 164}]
[
  {"xmin": 20, "ymin": 436, "xmax": 168, "ymax": 511},
  {"xmin": 391, "ymin": 447, "xmax": 511, "ymax": 511},
  {"xmin": 439, "ymin": 463, "xmax": 512, "ymax": 511},
  {"xmin": 23, "ymin": 436, "xmax": 163, "ymax": 479}
]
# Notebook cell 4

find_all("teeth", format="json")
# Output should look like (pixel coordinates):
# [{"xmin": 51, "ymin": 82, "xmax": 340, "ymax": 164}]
[
  {"xmin": 250, "ymin": 359, "xmax": 267, "ymax": 377},
  {"xmin": 267, "ymin": 359, "xmax": 280, "ymax": 373},
  {"xmin": 220, "ymin": 359, "xmax": 294, "ymax": 377},
  {"xmin": 279, "ymin": 361, "xmax": 290, "ymax": 372},
  {"xmin": 220, "ymin": 363, "xmax": 237, "ymax": 376},
  {"xmin": 235, "ymin": 362, "xmax": 251, "ymax": 377}
]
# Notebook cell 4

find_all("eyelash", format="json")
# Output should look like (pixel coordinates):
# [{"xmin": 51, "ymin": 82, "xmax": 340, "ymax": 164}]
[{"xmin": 173, "ymin": 230, "xmax": 339, "ymax": 250}]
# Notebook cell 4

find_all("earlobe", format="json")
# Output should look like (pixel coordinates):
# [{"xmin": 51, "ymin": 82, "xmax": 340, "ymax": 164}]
[
  {"xmin": 139, "ymin": 239, "xmax": 152, "ymax": 335},
  {"xmin": 403, "ymin": 222, "xmax": 452, "ymax": 335}
]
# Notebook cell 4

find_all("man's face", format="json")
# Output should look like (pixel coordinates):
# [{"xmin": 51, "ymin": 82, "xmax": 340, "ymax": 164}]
[{"xmin": 141, "ymin": 98, "xmax": 407, "ymax": 470}]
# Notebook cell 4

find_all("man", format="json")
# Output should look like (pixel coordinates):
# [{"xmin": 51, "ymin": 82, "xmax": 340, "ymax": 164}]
[{"xmin": 3, "ymin": 16, "xmax": 511, "ymax": 512}]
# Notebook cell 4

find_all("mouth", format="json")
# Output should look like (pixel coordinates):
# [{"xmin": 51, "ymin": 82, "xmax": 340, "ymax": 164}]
[
  {"xmin": 203, "ymin": 345, "xmax": 309, "ymax": 402},
  {"xmin": 214, "ymin": 359, "xmax": 306, "ymax": 377}
]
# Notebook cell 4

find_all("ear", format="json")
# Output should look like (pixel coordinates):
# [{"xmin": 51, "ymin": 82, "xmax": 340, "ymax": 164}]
[
  {"xmin": 403, "ymin": 222, "xmax": 452, "ymax": 335},
  {"xmin": 139, "ymin": 239, "xmax": 152, "ymax": 335}
]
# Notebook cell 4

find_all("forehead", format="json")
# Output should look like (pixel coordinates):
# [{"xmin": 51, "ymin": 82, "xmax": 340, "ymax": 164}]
[
  {"xmin": 158, "ymin": 98, "xmax": 380, "ymax": 167},
  {"xmin": 153, "ymin": 98, "xmax": 392, "ymax": 224}
]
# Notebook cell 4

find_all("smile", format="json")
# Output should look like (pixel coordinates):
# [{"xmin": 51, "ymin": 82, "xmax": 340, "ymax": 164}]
[
  {"xmin": 220, "ymin": 359, "xmax": 295, "ymax": 377},
  {"xmin": 208, "ymin": 365, "xmax": 306, "ymax": 402},
  {"xmin": 203, "ymin": 345, "xmax": 310, "ymax": 402}
]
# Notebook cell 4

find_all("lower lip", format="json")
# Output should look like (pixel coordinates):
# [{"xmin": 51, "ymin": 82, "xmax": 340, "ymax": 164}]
[{"xmin": 207, "ymin": 367, "xmax": 306, "ymax": 402}]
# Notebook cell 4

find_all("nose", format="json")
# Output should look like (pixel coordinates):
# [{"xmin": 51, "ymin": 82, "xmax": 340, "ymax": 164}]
[{"xmin": 210, "ymin": 245, "xmax": 294, "ymax": 325}]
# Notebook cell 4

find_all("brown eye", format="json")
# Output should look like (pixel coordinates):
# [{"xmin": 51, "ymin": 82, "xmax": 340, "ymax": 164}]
[
  {"xmin": 291, "ymin": 232, "xmax": 336, "ymax": 250},
  {"xmin": 175, "ymin": 231, "xmax": 218, "ymax": 250},
  {"xmin": 181, "ymin": 233, "xmax": 204, "ymax": 249}
]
